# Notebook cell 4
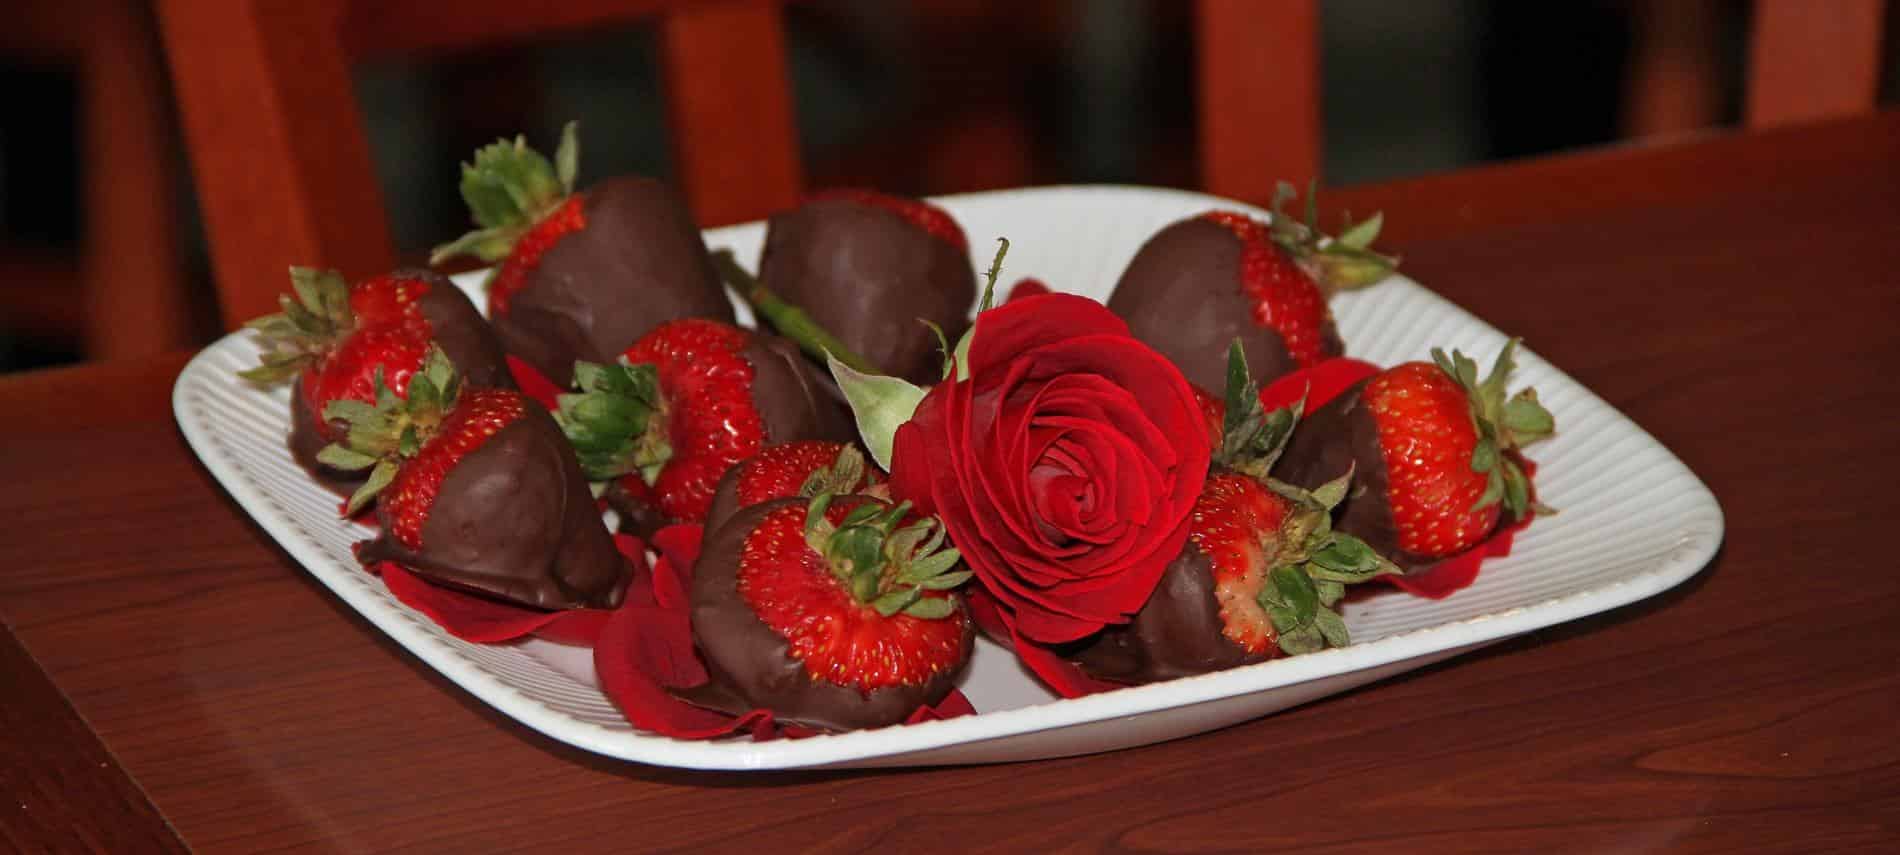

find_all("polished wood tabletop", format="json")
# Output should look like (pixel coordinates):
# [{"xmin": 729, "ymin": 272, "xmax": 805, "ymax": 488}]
[{"xmin": 5, "ymin": 113, "xmax": 1898, "ymax": 853}]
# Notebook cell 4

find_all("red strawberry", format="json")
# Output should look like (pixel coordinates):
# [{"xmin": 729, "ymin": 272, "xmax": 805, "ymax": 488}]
[
  {"xmin": 704, "ymin": 441, "xmax": 883, "ymax": 536},
  {"xmin": 756, "ymin": 188, "xmax": 977, "ymax": 383},
  {"xmin": 555, "ymin": 319, "xmax": 852, "ymax": 537},
  {"xmin": 239, "ymin": 267, "xmax": 511, "ymax": 495},
  {"xmin": 1282, "ymin": 340, "xmax": 1555, "ymax": 563},
  {"xmin": 321, "ymin": 348, "xmax": 627, "ymax": 610},
  {"xmin": 685, "ymin": 491, "xmax": 973, "ymax": 731},
  {"xmin": 431, "ymin": 122, "xmax": 734, "ymax": 387},
  {"xmin": 1108, "ymin": 183, "xmax": 1395, "ymax": 391},
  {"xmin": 1073, "ymin": 343, "xmax": 1397, "ymax": 684}
]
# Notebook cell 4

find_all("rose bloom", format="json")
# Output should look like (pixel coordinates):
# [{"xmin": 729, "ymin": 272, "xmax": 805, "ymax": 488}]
[{"xmin": 889, "ymin": 293, "xmax": 1211, "ymax": 643}]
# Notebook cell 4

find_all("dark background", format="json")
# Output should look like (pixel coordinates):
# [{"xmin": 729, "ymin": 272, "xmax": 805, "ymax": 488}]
[{"xmin": 1, "ymin": 0, "xmax": 1893, "ymax": 372}]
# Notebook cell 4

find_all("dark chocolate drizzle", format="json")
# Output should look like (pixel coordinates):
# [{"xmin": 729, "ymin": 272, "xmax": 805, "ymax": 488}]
[
  {"xmin": 494, "ymin": 176, "xmax": 734, "ymax": 387},
  {"xmin": 287, "ymin": 269, "xmax": 512, "ymax": 497},
  {"xmin": 1107, "ymin": 218, "xmax": 1342, "ymax": 392},
  {"xmin": 357, "ymin": 408, "xmax": 628, "ymax": 610},
  {"xmin": 683, "ymin": 498, "xmax": 972, "ymax": 731},
  {"xmin": 757, "ymin": 198, "xmax": 975, "ymax": 385}
]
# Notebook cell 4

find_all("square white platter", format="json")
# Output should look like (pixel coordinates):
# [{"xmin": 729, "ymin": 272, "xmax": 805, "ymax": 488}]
[{"xmin": 173, "ymin": 185, "xmax": 1723, "ymax": 770}]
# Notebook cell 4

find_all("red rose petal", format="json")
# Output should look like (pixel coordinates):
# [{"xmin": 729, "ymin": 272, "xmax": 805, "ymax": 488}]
[
  {"xmin": 1258, "ymin": 357, "xmax": 1382, "ymax": 414},
  {"xmin": 1004, "ymin": 278, "xmax": 1050, "ymax": 303},
  {"xmin": 967, "ymin": 587, "xmax": 1120, "ymax": 699},
  {"xmin": 966, "ymin": 293, "xmax": 1131, "ymax": 376},
  {"xmin": 506, "ymin": 355, "xmax": 565, "ymax": 411},
  {"xmin": 375, "ymin": 533, "xmax": 646, "ymax": 646}
]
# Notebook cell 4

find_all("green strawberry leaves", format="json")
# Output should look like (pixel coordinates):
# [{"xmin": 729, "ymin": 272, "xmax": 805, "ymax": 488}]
[
  {"xmin": 238, "ymin": 267, "xmax": 355, "ymax": 384},
  {"xmin": 554, "ymin": 359, "xmax": 671, "ymax": 484},
  {"xmin": 430, "ymin": 121, "xmax": 579, "ymax": 266},
  {"xmin": 1215, "ymin": 340, "xmax": 1301, "ymax": 480},
  {"xmin": 316, "ymin": 347, "xmax": 461, "ymax": 514},
  {"xmin": 1266, "ymin": 180, "xmax": 1399, "ymax": 295},
  {"xmin": 1432, "ymin": 338, "xmax": 1557, "ymax": 520},
  {"xmin": 803, "ymin": 493, "xmax": 968, "ymax": 620}
]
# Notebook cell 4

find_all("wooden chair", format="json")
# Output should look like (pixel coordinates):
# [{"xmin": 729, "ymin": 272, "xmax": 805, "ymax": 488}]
[
  {"xmin": 157, "ymin": 0, "xmax": 802, "ymax": 325},
  {"xmin": 5, "ymin": 0, "xmax": 194, "ymax": 360},
  {"xmin": 1197, "ymin": 0, "xmax": 1891, "ymax": 207},
  {"xmin": 162, "ymin": 0, "xmax": 1888, "ymax": 329}
]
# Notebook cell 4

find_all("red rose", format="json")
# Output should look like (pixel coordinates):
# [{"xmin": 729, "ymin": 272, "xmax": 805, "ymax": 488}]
[{"xmin": 889, "ymin": 293, "xmax": 1211, "ymax": 643}]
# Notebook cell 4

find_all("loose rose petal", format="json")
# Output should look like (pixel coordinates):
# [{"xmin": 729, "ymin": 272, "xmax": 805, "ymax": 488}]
[
  {"xmin": 1259, "ymin": 357, "xmax": 1382, "ymax": 414},
  {"xmin": 507, "ymin": 355, "xmax": 565, "ymax": 411}
]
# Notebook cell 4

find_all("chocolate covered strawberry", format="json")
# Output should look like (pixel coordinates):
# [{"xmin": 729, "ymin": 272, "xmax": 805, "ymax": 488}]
[
  {"xmin": 754, "ymin": 189, "xmax": 976, "ymax": 383},
  {"xmin": 319, "ymin": 348, "xmax": 627, "ymax": 610},
  {"xmin": 704, "ymin": 441, "xmax": 881, "ymax": 537},
  {"xmin": 239, "ymin": 267, "xmax": 511, "ymax": 495},
  {"xmin": 1281, "ymin": 339, "xmax": 1555, "ymax": 565},
  {"xmin": 431, "ymin": 122, "xmax": 734, "ymax": 387},
  {"xmin": 1108, "ymin": 184, "xmax": 1395, "ymax": 391},
  {"xmin": 555, "ymin": 319, "xmax": 853, "ymax": 537},
  {"xmin": 682, "ymin": 491, "xmax": 974, "ymax": 731},
  {"xmin": 1071, "ymin": 345, "xmax": 1398, "ymax": 683}
]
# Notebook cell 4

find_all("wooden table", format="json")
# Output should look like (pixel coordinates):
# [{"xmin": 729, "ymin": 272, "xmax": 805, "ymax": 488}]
[{"xmin": 5, "ymin": 113, "xmax": 1898, "ymax": 853}]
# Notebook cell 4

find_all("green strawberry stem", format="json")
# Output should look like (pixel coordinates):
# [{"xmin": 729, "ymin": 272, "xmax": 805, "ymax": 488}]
[{"xmin": 710, "ymin": 250, "xmax": 881, "ymax": 375}]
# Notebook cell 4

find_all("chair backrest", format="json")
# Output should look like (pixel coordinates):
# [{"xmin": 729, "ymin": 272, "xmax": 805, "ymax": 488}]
[
  {"xmin": 1193, "ymin": 0, "xmax": 1889, "ymax": 208},
  {"xmin": 165, "ymin": 0, "xmax": 1885, "ymax": 328},
  {"xmin": 158, "ymin": 0, "xmax": 801, "ymax": 324}
]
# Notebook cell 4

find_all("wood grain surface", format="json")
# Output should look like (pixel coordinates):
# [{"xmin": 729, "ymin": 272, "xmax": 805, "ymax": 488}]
[{"xmin": 3, "ymin": 113, "xmax": 1898, "ymax": 853}]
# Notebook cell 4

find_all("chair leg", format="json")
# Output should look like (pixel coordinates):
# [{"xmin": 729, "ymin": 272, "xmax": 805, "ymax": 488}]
[{"xmin": 80, "ymin": 0, "xmax": 194, "ymax": 359}]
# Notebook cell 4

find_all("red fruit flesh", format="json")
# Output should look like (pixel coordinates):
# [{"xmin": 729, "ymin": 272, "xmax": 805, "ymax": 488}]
[
  {"xmin": 737, "ymin": 441, "xmax": 864, "ymax": 507},
  {"xmin": 1190, "ymin": 384, "xmax": 1224, "ymax": 449},
  {"xmin": 621, "ymin": 319, "xmax": 765, "ymax": 523},
  {"xmin": 299, "ymin": 273, "xmax": 438, "ymax": 442},
  {"xmin": 488, "ymin": 194, "xmax": 586, "ymax": 318},
  {"xmin": 1200, "ymin": 211, "xmax": 1333, "ymax": 368},
  {"xmin": 1364, "ymin": 361, "xmax": 1499, "ymax": 557},
  {"xmin": 380, "ymin": 389, "xmax": 528, "ymax": 550},
  {"xmin": 1188, "ymin": 472, "xmax": 1293, "ymax": 655},
  {"xmin": 737, "ymin": 501, "xmax": 969, "ymax": 692},
  {"xmin": 807, "ymin": 188, "xmax": 968, "ymax": 252}
]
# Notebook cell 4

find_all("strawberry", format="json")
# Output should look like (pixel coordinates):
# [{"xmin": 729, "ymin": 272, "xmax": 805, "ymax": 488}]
[
  {"xmin": 1108, "ymin": 182, "xmax": 1396, "ymax": 392},
  {"xmin": 430, "ymin": 121, "xmax": 734, "ymax": 387},
  {"xmin": 239, "ymin": 267, "xmax": 510, "ymax": 494},
  {"xmin": 704, "ymin": 441, "xmax": 882, "ymax": 536},
  {"xmin": 684, "ymin": 490, "xmax": 974, "ymax": 731},
  {"xmin": 555, "ymin": 319, "xmax": 852, "ymax": 537},
  {"xmin": 320, "ymin": 348, "xmax": 627, "ymax": 610},
  {"xmin": 1281, "ymin": 339, "xmax": 1555, "ymax": 563},
  {"xmin": 756, "ymin": 188, "xmax": 976, "ymax": 383},
  {"xmin": 1072, "ymin": 343, "xmax": 1397, "ymax": 684}
]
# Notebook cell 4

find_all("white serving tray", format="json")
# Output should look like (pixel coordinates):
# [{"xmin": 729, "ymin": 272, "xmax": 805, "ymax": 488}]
[{"xmin": 174, "ymin": 185, "xmax": 1723, "ymax": 770}]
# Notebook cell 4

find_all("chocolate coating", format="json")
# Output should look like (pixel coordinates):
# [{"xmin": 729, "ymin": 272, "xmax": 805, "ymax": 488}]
[
  {"xmin": 358, "ymin": 407, "xmax": 628, "ymax": 610},
  {"xmin": 1107, "ymin": 218, "xmax": 1342, "ymax": 392},
  {"xmin": 1278, "ymin": 378, "xmax": 1432, "ymax": 571},
  {"xmin": 288, "ymin": 269, "xmax": 513, "ymax": 497},
  {"xmin": 494, "ymin": 176, "xmax": 734, "ymax": 387},
  {"xmin": 682, "ymin": 498, "xmax": 972, "ymax": 731},
  {"xmin": 701, "ymin": 462, "xmax": 747, "ymax": 541},
  {"xmin": 1069, "ymin": 536, "xmax": 1264, "ymax": 685},
  {"xmin": 758, "ymin": 198, "xmax": 975, "ymax": 385},
  {"xmin": 607, "ymin": 333, "xmax": 854, "ymax": 538}
]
